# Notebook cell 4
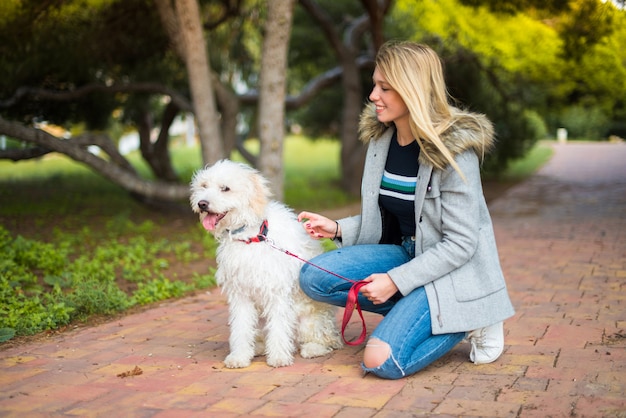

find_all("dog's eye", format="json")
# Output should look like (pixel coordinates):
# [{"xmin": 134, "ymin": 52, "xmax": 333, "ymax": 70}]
[{"xmin": 220, "ymin": 186, "xmax": 230, "ymax": 192}]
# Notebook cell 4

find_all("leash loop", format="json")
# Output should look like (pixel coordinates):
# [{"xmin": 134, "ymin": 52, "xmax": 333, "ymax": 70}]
[{"xmin": 342, "ymin": 281, "xmax": 369, "ymax": 346}]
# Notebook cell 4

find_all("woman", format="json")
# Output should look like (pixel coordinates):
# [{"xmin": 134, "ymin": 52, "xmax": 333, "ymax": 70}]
[{"xmin": 298, "ymin": 41, "xmax": 515, "ymax": 380}]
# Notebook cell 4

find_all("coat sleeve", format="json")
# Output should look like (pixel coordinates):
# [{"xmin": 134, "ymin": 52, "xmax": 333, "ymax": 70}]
[
  {"xmin": 335, "ymin": 215, "xmax": 361, "ymax": 247},
  {"xmin": 388, "ymin": 150, "xmax": 483, "ymax": 295}
]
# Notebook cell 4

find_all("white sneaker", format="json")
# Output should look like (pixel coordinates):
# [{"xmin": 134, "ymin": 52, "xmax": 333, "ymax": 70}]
[{"xmin": 467, "ymin": 321, "xmax": 504, "ymax": 364}]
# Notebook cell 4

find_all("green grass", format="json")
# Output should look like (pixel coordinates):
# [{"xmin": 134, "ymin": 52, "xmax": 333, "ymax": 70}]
[
  {"xmin": 231, "ymin": 136, "xmax": 351, "ymax": 210},
  {"xmin": 499, "ymin": 141, "xmax": 554, "ymax": 180}
]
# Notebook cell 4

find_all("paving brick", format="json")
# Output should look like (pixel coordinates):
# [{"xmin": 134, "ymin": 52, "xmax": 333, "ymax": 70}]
[
  {"xmin": 208, "ymin": 397, "xmax": 267, "ymax": 415},
  {"xmin": 176, "ymin": 374, "xmax": 240, "ymax": 396},
  {"xmin": 515, "ymin": 391, "xmax": 577, "ymax": 417},
  {"xmin": 573, "ymin": 395, "xmax": 626, "ymax": 417},
  {"xmin": 536, "ymin": 323, "xmax": 604, "ymax": 349},
  {"xmin": 525, "ymin": 364, "xmax": 582, "ymax": 382},
  {"xmin": 434, "ymin": 397, "xmax": 520, "ymax": 417},
  {"xmin": 454, "ymin": 373, "xmax": 518, "ymax": 392},
  {"xmin": 262, "ymin": 375, "xmax": 338, "ymax": 403},
  {"xmin": 511, "ymin": 376, "xmax": 549, "ymax": 391},
  {"xmin": 333, "ymin": 406, "xmax": 378, "ymax": 418},
  {"xmin": 0, "ymin": 366, "xmax": 47, "ymax": 390},
  {"xmin": 151, "ymin": 409, "xmax": 216, "ymax": 418},
  {"xmin": 308, "ymin": 376, "xmax": 405, "ymax": 408},
  {"xmin": 0, "ymin": 392, "xmax": 72, "ymax": 416},
  {"xmin": 251, "ymin": 400, "xmax": 342, "ymax": 417}
]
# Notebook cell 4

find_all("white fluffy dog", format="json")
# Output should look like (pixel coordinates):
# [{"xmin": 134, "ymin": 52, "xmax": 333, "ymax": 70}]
[{"xmin": 190, "ymin": 159, "xmax": 342, "ymax": 368}]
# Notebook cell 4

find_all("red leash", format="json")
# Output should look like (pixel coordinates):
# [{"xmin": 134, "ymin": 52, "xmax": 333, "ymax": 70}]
[{"xmin": 239, "ymin": 220, "xmax": 367, "ymax": 345}]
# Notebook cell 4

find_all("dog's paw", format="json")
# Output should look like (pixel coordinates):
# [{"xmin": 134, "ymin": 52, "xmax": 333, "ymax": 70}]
[
  {"xmin": 266, "ymin": 354, "xmax": 294, "ymax": 368},
  {"xmin": 224, "ymin": 353, "xmax": 252, "ymax": 369},
  {"xmin": 299, "ymin": 342, "xmax": 335, "ymax": 359}
]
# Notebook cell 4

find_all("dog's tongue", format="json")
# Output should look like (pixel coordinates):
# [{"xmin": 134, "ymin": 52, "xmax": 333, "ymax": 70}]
[{"xmin": 202, "ymin": 214, "xmax": 219, "ymax": 231}]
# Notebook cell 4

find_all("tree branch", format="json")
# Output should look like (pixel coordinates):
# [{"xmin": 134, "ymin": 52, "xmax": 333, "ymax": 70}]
[
  {"xmin": 0, "ymin": 116, "xmax": 189, "ymax": 201},
  {"xmin": 0, "ymin": 83, "xmax": 192, "ymax": 112},
  {"xmin": 239, "ymin": 56, "xmax": 374, "ymax": 109},
  {"xmin": 0, "ymin": 146, "xmax": 52, "ymax": 161},
  {"xmin": 298, "ymin": 0, "xmax": 343, "ymax": 54},
  {"xmin": 72, "ymin": 132, "xmax": 137, "ymax": 173}
]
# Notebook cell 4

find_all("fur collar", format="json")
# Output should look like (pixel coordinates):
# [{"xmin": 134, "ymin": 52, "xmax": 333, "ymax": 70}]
[{"xmin": 358, "ymin": 104, "xmax": 495, "ymax": 168}]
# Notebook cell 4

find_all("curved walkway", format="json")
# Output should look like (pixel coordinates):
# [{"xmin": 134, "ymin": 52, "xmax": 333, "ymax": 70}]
[{"xmin": 1, "ymin": 142, "xmax": 625, "ymax": 417}]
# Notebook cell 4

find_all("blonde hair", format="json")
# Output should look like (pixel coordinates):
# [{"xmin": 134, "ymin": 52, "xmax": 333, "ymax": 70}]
[{"xmin": 375, "ymin": 41, "xmax": 464, "ymax": 178}]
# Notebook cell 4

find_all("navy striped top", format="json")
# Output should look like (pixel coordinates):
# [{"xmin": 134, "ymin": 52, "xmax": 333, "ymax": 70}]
[{"xmin": 379, "ymin": 133, "xmax": 420, "ymax": 237}]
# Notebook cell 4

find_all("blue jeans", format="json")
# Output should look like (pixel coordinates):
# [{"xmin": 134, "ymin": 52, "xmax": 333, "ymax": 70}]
[{"xmin": 299, "ymin": 240, "xmax": 465, "ymax": 379}]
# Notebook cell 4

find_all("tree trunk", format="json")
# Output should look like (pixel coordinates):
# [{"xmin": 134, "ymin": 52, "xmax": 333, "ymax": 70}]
[
  {"xmin": 136, "ymin": 102, "xmax": 179, "ymax": 182},
  {"xmin": 338, "ymin": 51, "xmax": 366, "ymax": 196},
  {"xmin": 257, "ymin": 0, "xmax": 296, "ymax": 201},
  {"xmin": 174, "ymin": 0, "xmax": 224, "ymax": 164},
  {"xmin": 299, "ymin": 0, "xmax": 381, "ymax": 197}
]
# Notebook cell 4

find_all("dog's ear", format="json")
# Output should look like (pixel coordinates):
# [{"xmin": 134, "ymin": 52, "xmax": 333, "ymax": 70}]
[{"xmin": 249, "ymin": 173, "xmax": 271, "ymax": 217}]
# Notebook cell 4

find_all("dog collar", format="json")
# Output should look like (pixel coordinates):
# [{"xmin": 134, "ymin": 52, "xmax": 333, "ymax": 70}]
[{"xmin": 236, "ymin": 220, "xmax": 269, "ymax": 244}]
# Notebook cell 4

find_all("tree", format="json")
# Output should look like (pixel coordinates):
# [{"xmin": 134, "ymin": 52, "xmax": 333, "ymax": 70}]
[
  {"xmin": 459, "ymin": 0, "xmax": 570, "ymax": 14},
  {"xmin": 0, "ymin": 0, "xmax": 192, "ymax": 201},
  {"xmin": 0, "ymin": 0, "xmax": 245, "ymax": 203},
  {"xmin": 156, "ymin": 0, "xmax": 224, "ymax": 165},
  {"xmin": 389, "ymin": 0, "xmax": 626, "ymax": 168},
  {"xmin": 4, "ymin": 0, "xmax": 621, "ymax": 207},
  {"xmin": 294, "ymin": 0, "xmax": 392, "ymax": 196},
  {"xmin": 257, "ymin": 0, "xmax": 296, "ymax": 200}
]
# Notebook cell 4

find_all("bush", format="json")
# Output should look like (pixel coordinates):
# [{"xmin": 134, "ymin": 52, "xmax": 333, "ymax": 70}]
[
  {"xmin": 559, "ymin": 105, "xmax": 609, "ymax": 139},
  {"xmin": 523, "ymin": 110, "xmax": 549, "ymax": 142},
  {"xmin": 0, "ymin": 223, "xmax": 216, "ymax": 342}
]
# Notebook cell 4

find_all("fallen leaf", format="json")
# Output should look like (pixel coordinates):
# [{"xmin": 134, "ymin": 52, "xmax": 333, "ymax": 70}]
[{"xmin": 117, "ymin": 366, "xmax": 143, "ymax": 378}]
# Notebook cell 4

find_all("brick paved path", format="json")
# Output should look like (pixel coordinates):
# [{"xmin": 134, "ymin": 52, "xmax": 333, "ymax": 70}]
[{"xmin": 1, "ymin": 142, "xmax": 625, "ymax": 417}]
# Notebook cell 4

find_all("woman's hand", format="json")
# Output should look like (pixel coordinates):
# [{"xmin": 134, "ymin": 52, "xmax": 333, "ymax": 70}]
[
  {"xmin": 360, "ymin": 274, "xmax": 399, "ymax": 304},
  {"xmin": 298, "ymin": 211, "xmax": 340, "ymax": 240}
]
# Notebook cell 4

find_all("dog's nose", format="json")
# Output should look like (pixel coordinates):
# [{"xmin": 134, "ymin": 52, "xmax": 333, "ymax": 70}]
[{"xmin": 198, "ymin": 200, "xmax": 209, "ymax": 212}]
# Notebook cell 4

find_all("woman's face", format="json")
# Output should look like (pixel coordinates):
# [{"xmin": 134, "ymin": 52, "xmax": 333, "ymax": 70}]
[{"xmin": 369, "ymin": 67, "xmax": 409, "ymax": 126}]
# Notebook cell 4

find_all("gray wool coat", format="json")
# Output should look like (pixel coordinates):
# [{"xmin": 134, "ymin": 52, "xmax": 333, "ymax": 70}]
[{"xmin": 336, "ymin": 106, "xmax": 515, "ymax": 334}]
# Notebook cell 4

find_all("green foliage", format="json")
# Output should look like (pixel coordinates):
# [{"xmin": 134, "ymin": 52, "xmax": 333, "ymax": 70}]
[
  {"xmin": 0, "ymin": 328, "xmax": 16, "ymax": 343},
  {"xmin": 392, "ymin": 0, "xmax": 564, "ymax": 83},
  {"xmin": 282, "ymin": 136, "xmax": 351, "ymax": 210},
  {"xmin": 0, "ymin": 0, "xmax": 177, "ymax": 127},
  {"xmin": 523, "ymin": 110, "xmax": 549, "ymax": 141},
  {"xmin": 459, "ymin": 0, "xmax": 570, "ymax": 14},
  {"xmin": 389, "ymin": 0, "xmax": 625, "ymax": 171},
  {"xmin": 486, "ymin": 141, "xmax": 554, "ymax": 181},
  {"xmin": 388, "ymin": 1, "xmax": 554, "ymax": 172},
  {"xmin": 0, "ymin": 222, "xmax": 216, "ymax": 342},
  {"xmin": 131, "ymin": 278, "xmax": 194, "ymax": 306},
  {"xmin": 191, "ymin": 270, "xmax": 217, "ymax": 290},
  {"xmin": 287, "ymin": 0, "xmax": 371, "ymax": 136},
  {"xmin": 558, "ymin": 0, "xmax": 616, "ymax": 62},
  {"xmin": 0, "ymin": 266, "xmax": 74, "ymax": 336},
  {"xmin": 558, "ymin": 105, "xmax": 609, "ymax": 139}
]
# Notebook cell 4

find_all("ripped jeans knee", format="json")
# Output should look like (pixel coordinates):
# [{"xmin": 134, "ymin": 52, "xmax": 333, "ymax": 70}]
[
  {"xmin": 362, "ymin": 337, "xmax": 406, "ymax": 380},
  {"xmin": 359, "ymin": 287, "xmax": 466, "ymax": 380}
]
